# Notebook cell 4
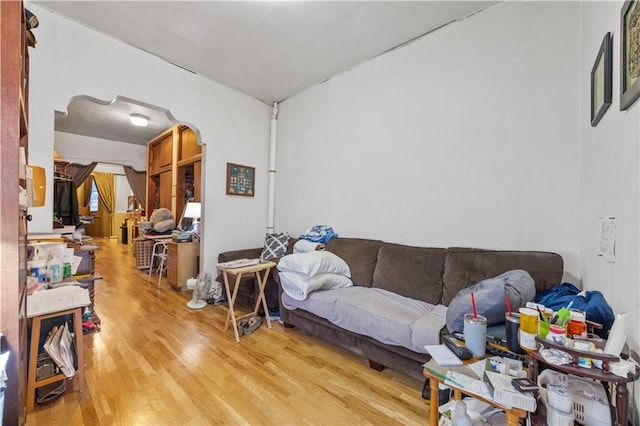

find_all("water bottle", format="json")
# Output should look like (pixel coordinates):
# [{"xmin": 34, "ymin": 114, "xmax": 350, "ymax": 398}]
[
  {"xmin": 451, "ymin": 400, "xmax": 472, "ymax": 426},
  {"xmin": 46, "ymin": 257, "xmax": 63, "ymax": 283}
]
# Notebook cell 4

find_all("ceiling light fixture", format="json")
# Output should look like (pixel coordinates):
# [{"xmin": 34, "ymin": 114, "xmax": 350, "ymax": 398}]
[{"xmin": 130, "ymin": 113, "xmax": 149, "ymax": 127}]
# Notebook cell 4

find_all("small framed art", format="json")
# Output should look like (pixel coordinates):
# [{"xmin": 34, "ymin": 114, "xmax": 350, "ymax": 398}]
[
  {"xmin": 591, "ymin": 32, "xmax": 612, "ymax": 126},
  {"xmin": 620, "ymin": 1, "xmax": 640, "ymax": 110},
  {"xmin": 226, "ymin": 163, "xmax": 255, "ymax": 196}
]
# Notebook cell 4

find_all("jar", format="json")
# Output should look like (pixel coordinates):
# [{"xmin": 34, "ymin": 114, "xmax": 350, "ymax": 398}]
[
  {"xmin": 546, "ymin": 324, "xmax": 567, "ymax": 344},
  {"xmin": 567, "ymin": 311, "xmax": 586, "ymax": 338},
  {"xmin": 519, "ymin": 308, "xmax": 538, "ymax": 334},
  {"xmin": 519, "ymin": 307, "xmax": 539, "ymax": 350}
]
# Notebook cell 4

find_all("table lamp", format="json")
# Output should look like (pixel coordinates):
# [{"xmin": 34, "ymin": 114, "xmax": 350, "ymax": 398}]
[{"xmin": 182, "ymin": 201, "xmax": 201, "ymax": 234}]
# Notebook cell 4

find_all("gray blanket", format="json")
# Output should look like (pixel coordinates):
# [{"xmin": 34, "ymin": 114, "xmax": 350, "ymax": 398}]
[{"xmin": 282, "ymin": 286, "xmax": 447, "ymax": 353}]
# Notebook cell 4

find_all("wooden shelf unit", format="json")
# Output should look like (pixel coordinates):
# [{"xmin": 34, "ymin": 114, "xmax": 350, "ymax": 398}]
[
  {"xmin": 146, "ymin": 125, "xmax": 201, "ymax": 219},
  {"xmin": 1, "ymin": 1, "xmax": 31, "ymax": 422}
]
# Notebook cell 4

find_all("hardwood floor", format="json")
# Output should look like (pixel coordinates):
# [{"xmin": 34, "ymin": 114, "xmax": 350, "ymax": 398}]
[{"xmin": 26, "ymin": 238, "xmax": 429, "ymax": 425}]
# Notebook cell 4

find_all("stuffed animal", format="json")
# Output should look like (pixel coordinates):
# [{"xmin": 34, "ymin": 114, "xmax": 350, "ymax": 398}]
[{"xmin": 149, "ymin": 208, "xmax": 176, "ymax": 233}]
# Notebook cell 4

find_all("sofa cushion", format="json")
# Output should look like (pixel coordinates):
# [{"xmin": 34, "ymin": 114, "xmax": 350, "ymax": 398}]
[
  {"xmin": 441, "ymin": 248, "xmax": 564, "ymax": 306},
  {"xmin": 372, "ymin": 243, "xmax": 446, "ymax": 304},
  {"xmin": 325, "ymin": 238, "xmax": 384, "ymax": 287}
]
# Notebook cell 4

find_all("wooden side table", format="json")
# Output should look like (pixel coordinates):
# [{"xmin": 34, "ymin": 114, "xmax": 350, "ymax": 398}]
[
  {"xmin": 26, "ymin": 307, "xmax": 87, "ymax": 410},
  {"xmin": 423, "ymin": 359, "xmax": 527, "ymax": 426},
  {"xmin": 528, "ymin": 336, "xmax": 640, "ymax": 426},
  {"xmin": 167, "ymin": 241, "xmax": 200, "ymax": 290},
  {"xmin": 216, "ymin": 261, "xmax": 276, "ymax": 342}
]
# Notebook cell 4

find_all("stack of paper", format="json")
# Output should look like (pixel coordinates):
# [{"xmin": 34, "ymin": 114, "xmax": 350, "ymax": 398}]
[
  {"xmin": 0, "ymin": 352, "xmax": 9, "ymax": 389},
  {"xmin": 27, "ymin": 286, "xmax": 90, "ymax": 318},
  {"xmin": 483, "ymin": 371, "xmax": 537, "ymax": 412},
  {"xmin": 43, "ymin": 322, "xmax": 76, "ymax": 378},
  {"xmin": 218, "ymin": 258, "xmax": 260, "ymax": 268}
]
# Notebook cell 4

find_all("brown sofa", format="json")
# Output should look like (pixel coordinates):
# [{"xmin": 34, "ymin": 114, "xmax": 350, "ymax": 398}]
[
  {"xmin": 272, "ymin": 238, "xmax": 564, "ymax": 381},
  {"xmin": 217, "ymin": 237, "xmax": 563, "ymax": 381}
]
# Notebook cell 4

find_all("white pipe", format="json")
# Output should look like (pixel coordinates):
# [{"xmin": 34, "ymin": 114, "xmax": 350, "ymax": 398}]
[{"xmin": 267, "ymin": 102, "xmax": 278, "ymax": 232}]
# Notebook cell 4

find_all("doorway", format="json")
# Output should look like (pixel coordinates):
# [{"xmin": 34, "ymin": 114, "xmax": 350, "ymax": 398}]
[{"xmin": 53, "ymin": 95, "xmax": 203, "ymax": 239}]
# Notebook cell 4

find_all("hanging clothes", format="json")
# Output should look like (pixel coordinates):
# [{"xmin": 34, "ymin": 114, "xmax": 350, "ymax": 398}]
[{"xmin": 54, "ymin": 174, "xmax": 80, "ymax": 226}]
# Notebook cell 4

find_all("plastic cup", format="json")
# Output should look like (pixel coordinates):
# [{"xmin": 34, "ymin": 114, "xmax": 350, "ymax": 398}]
[
  {"xmin": 539, "ymin": 320, "xmax": 550, "ymax": 339},
  {"xmin": 463, "ymin": 314, "xmax": 487, "ymax": 358}
]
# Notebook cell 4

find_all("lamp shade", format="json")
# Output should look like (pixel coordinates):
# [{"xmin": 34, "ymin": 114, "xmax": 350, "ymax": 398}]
[{"xmin": 183, "ymin": 201, "xmax": 201, "ymax": 219}]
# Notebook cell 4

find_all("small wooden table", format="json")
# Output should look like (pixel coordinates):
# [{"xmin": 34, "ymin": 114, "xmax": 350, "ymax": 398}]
[
  {"xmin": 528, "ymin": 336, "xmax": 640, "ymax": 426},
  {"xmin": 26, "ymin": 307, "xmax": 87, "ymax": 410},
  {"xmin": 423, "ymin": 359, "xmax": 527, "ymax": 426},
  {"xmin": 216, "ymin": 260, "xmax": 276, "ymax": 342}
]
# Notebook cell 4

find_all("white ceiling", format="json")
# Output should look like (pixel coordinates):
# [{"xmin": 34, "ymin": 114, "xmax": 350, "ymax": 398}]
[
  {"xmin": 36, "ymin": 0, "xmax": 495, "ymax": 144},
  {"xmin": 55, "ymin": 95, "xmax": 177, "ymax": 144}
]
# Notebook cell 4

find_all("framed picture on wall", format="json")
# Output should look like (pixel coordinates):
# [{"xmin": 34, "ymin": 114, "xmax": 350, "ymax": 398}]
[
  {"xmin": 226, "ymin": 163, "xmax": 255, "ymax": 197},
  {"xmin": 591, "ymin": 32, "xmax": 612, "ymax": 126},
  {"xmin": 620, "ymin": 0, "xmax": 640, "ymax": 110}
]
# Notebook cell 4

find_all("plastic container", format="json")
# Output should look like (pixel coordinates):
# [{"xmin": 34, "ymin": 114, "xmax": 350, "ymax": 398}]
[
  {"xmin": 519, "ymin": 307, "xmax": 539, "ymax": 350},
  {"xmin": 567, "ymin": 311, "xmax": 586, "ymax": 338},
  {"xmin": 46, "ymin": 257, "xmax": 63, "ymax": 283},
  {"xmin": 451, "ymin": 400, "xmax": 473, "ymax": 426},
  {"xmin": 28, "ymin": 259, "xmax": 47, "ymax": 283},
  {"xmin": 62, "ymin": 248, "xmax": 74, "ymax": 278},
  {"xmin": 546, "ymin": 324, "xmax": 566, "ymax": 344}
]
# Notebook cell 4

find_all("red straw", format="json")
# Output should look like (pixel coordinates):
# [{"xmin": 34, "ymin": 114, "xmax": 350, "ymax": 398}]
[
  {"xmin": 471, "ymin": 292, "xmax": 477, "ymax": 318},
  {"xmin": 504, "ymin": 295, "xmax": 512, "ymax": 316}
]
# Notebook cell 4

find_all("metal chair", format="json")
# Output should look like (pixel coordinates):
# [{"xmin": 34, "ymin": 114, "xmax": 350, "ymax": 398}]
[{"xmin": 147, "ymin": 240, "xmax": 169, "ymax": 288}]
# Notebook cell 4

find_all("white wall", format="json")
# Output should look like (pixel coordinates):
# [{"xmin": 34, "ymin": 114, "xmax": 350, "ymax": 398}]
[
  {"xmin": 277, "ymin": 2, "xmax": 582, "ymax": 278},
  {"xmin": 54, "ymin": 131, "xmax": 147, "ymax": 171},
  {"xmin": 28, "ymin": 5, "xmax": 272, "ymax": 271},
  {"xmin": 580, "ymin": 1, "xmax": 640, "ymax": 413}
]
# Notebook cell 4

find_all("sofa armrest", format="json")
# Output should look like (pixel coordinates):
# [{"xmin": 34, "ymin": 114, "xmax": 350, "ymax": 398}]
[
  {"xmin": 217, "ymin": 247, "xmax": 263, "ymax": 263},
  {"xmin": 216, "ymin": 247, "xmax": 262, "ymax": 283}
]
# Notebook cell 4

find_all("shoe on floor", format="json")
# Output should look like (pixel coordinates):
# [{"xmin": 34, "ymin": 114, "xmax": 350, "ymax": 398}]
[
  {"xmin": 243, "ymin": 316, "xmax": 261, "ymax": 335},
  {"xmin": 236, "ymin": 319, "xmax": 248, "ymax": 336}
]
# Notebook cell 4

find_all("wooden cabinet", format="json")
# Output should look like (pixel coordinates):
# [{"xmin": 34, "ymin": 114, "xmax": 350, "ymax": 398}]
[
  {"xmin": 0, "ymin": 1, "xmax": 30, "ymax": 422},
  {"xmin": 167, "ymin": 242, "xmax": 200, "ymax": 290},
  {"xmin": 146, "ymin": 125, "xmax": 201, "ymax": 219}
]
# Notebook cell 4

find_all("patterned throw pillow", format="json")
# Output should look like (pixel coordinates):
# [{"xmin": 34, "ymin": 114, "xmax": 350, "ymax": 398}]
[{"xmin": 260, "ymin": 232, "xmax": 290, "ymax": 261}]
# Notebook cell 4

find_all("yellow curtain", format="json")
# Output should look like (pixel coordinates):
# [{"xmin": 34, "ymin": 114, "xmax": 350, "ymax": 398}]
[
  {"xmin": 92, "ymin": 172, "xmax": 115, "ymax": 215},
  {"xmin": 76, "ymin": 176, "xmax": 94, "ymax": 210}
]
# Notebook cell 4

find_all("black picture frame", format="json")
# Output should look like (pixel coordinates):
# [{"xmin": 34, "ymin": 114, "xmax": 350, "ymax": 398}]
[
  {"xmin": 620, "ymin": 1, "xmax": 640, "ymax": 110},
  {"xmin": 591, "ymin": 32, "xmax": 612, "ymax": 126},
  {"xmin": 225, "ymin": 163, "xmax": 255, "ymax": 197}
]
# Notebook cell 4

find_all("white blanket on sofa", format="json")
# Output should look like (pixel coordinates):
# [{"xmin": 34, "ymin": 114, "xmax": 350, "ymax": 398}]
[{"xmin": 282, "ymin": 286, "xmax": 447, "ymax": 354}]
